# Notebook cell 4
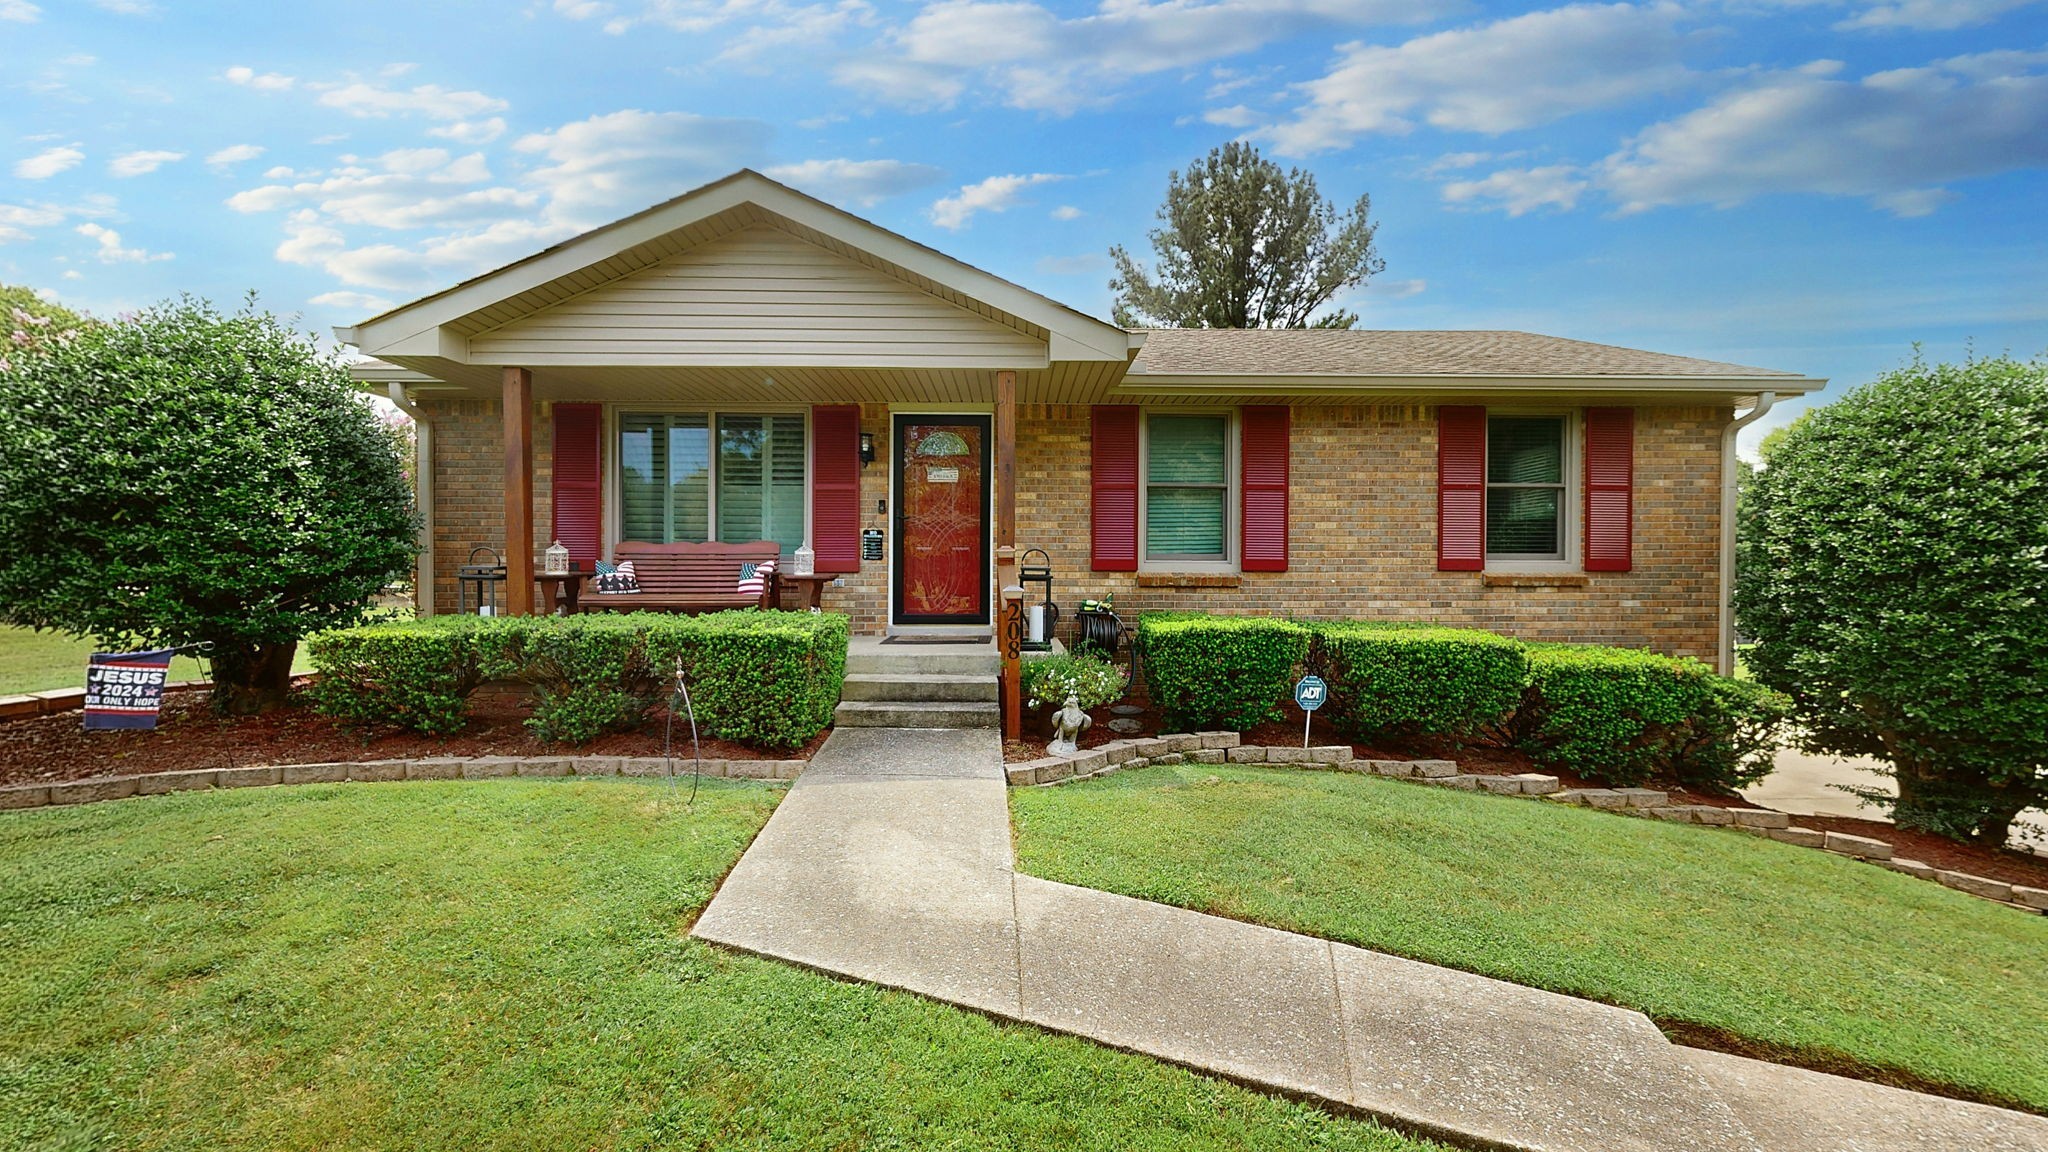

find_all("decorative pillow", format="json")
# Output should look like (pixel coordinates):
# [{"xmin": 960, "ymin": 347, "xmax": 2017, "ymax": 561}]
[
  {"xmin": 737, "ymin": 559, "xmax": 777, "ymax": 597},
  {"xmin": 593, "ymin": 560, "xmax": 638, "ymax": 594},
  {"xmin": 593, "ymin": 560, "xmax": 618, "ymax": 576}
]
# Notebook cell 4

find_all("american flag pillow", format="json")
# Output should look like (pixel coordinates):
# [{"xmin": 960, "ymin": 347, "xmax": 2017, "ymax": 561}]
[
  {"xmin": 737, "ymin": 559, "xmax": 776, "ymax": 597},
  {"xmin": 593, "ymin": 560, "xmax": 638, "ymax": 593}
]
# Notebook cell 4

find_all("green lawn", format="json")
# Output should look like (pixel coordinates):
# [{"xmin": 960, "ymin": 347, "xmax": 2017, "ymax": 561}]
[
  {"xmin": 1012, "ymin": 765, "xmax": 2048, "ymax": 1114},
  {"xmin": 0, "ymin": 626, "xmax": 211, "ymax": 695},
  {"xmin": 0, "ymin": 778, "xmax": 1445, "ymax": 1152}
]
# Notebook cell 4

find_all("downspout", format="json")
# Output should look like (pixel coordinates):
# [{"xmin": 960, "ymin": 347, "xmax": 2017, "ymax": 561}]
[
  {"xmin": 386, "ymin": 383, "xmax": 436, "ymax": 617},
  {"xmin": 1717, "ymin": 391, "xmax": 1776, "ymax": 675}
]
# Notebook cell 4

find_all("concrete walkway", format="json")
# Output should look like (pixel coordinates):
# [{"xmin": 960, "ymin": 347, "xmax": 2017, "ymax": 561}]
[{"xmin": 693, "ymin": 728, "xmax": 2048, "ymax": 1152}]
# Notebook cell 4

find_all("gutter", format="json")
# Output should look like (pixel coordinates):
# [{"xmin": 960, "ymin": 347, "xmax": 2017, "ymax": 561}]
[
  {"xmin": 385, "ymin": 382, "xmax": 437, "ymax": 617},
  {"xmin": 1717, "ymin": 392, "xmax": 1776, "ymax": 675}
]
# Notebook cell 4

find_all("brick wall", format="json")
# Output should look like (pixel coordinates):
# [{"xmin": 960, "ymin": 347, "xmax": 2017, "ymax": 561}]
[
  {"xmin": 1011, "ymin": 403, "xmax": 1725, "ymax": 661},
  {"xmin": 419, "ymin": 398, "xmax": 1726, "ymax": 661},
  {"xmin": 421, "ymin": 396, "xmax": 553, "ymax": 614}
]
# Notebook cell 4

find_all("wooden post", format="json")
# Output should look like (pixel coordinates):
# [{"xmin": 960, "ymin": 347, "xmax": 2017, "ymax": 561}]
[
  {"xmin": 995, "ymin": 370, "xmax": 1021, "ymax": 739},
  {"xmin": 502, "ymin": 366, "xmax": 534, "ymax": 617}
]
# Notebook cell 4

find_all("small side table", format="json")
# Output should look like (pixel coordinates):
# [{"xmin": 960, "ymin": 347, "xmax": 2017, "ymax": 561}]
[
  {"xmin": 536, "ymin": 571, "xmax": 589, "ymax": 615},
  {"xmin": 778, "ymin": 573, "xmax": 834, "ymax": 612}
]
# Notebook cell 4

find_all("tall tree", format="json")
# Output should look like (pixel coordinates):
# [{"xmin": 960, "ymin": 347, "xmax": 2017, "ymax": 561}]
[
  {"xmin": 1110, "ymin": 143, "xmax": 1384, "ymax": 329},
  {"xmin": 0, "ymin": 295, "xmax": 417, "ymax": 714},
  {"xmin": 1736, "ymin": 355, "xmax": 2048, "ymax": 846}
]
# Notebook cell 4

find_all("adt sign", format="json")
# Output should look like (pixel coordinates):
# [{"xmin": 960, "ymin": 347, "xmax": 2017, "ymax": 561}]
[
  {"xmin": 1294, "ymin": 675, "xmax": 1328, "ymax": 711},
  {"xmin": 1293, "ymin": 675, "xmax": 1328, "ymax": 747}
]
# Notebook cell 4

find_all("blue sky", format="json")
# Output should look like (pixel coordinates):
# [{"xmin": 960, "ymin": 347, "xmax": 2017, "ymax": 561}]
[{"xmin": 4, "ymin": 0, "xmax": 2044, "ymax": 450}]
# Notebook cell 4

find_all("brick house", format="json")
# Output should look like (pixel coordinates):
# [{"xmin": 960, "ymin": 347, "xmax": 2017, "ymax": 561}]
[{"xmin": 341, "ymin": 170, "xmax": 1821, "ymax": 675}]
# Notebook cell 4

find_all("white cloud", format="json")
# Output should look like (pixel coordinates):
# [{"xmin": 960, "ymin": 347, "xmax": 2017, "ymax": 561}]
[
  {"xmin": 716, "ymin": 0, "xmax": 878, "ymax": 67},
  {"xmin": 1361, "ymin": 277, "xmax": 1427, "ymax": 298},
  {"xmin": 0, "ymin": 0, "xmax": 41, "ymax": 21},
  {"xmin": 224, "ymin": 65, "xmax": 296, "ymax": 90},
  {"xmin": 1203, "ymin": 104, "xmax": 1258, "ymax": 127},
  {"xmin": 930, "ymin": 171, "xmax": 1065, "ymax": 229},
  {"xmin": 92, "ymin": 0, "xmax": 155, "ymax": 12},
  {"xmin": 427, "ymin": 117, "xmax": 508, "ymax": 144},
  {"xmin": 1266, "ymin": 2, "xmax": 1693, "ymax": 153},
  {"xmin": 109, "ymin": 149, "xmax": 184, "ymax": 177},
  {"xmin": 1835, "ymin": 0, "xmax": 2041, "ymax": 29},
  {"xmin": 317, "ymin": 82, "xmax": 508, "ymax": 121},
  {"xmin": 1051, "ymin": 204, "xmax": 1083, "ymax": 220},
  {"xmin": 1598, "ymin": 50, "xmax": 2048, "ymax": 215},
  {"xmin": 15, "ymin": 145, "xmax": 83, "ymax": 180},
  {"xmin": 310, "ymin": 290, "xmax": 395, "ymax": 313},
  {"xmin": 252, "ymin": 108, "xmax": 770, "ymax": 294},
  {"xmin": 0, "ymin": 197, "xmax": 114, "ymax": 244},
  {"xmin": 1441, "ymin": 165, "xmax": 1589, "ymax": 214},
  {"xmin": 842, "ymin": 0, "xmax": 1419, "ymax": 114},
  {"xmin": 762, "ymin": 157, "xmax": 945, "ymax": 206},
  {"xmin": 206, "ymin": 144, "xmax": 266, "ymax": 169},
  {"xmin": 512, "ymin": 109, "xmax": 771, "ymax": 228},
  {"xmin": 77, "ymin": 222, "xmax": 171, "ymax": 263}
]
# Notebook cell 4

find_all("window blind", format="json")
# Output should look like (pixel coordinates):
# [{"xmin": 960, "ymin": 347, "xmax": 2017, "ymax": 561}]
[{"xmin": 1146, "ymin": 414, "xmax": 1227, "ymax": 559}]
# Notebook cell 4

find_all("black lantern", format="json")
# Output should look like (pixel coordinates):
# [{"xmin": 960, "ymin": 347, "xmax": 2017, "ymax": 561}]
[
  {"xmin": 458, "ymin": 545, "xmax": 507, "ymax": 617},
  {"xmin": 859, "ymin": 432, "xmax": 876, "ymax": 467},
  {"xmin": 1020, "ymin": 548, "xmax": 1058, "ymax": 651}
]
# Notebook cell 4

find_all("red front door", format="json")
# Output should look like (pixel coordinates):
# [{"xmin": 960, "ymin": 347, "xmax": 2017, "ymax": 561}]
[{"xmin": 893, "ymin": 416, "xmax": 991, "ymax": 625}]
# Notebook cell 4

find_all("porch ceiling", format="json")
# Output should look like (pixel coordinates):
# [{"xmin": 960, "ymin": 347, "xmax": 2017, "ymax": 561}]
[{"xmin": 370, "ymin": 359, "xmax": 1135, "ymax": 407}]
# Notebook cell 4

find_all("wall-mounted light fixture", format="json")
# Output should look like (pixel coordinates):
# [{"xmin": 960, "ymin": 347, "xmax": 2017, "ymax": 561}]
[{"xmin": 859, "ymin": 432, "xmax": 875, "ymax": 467}]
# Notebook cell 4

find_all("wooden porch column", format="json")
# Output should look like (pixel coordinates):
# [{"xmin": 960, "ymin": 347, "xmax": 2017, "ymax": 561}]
[
  {"xmin": 502, "ymin": 366, "xmax": 535, "ymax": 617},
  {"xmin": 995, "ymin": 369, "xmax": 1021, "ymax": 739}
]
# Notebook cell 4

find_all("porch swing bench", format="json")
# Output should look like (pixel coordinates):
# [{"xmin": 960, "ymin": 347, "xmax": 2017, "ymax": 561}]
[{"xmin": 574, "ymin": 540, "xmax": 782, "ymax": 615}]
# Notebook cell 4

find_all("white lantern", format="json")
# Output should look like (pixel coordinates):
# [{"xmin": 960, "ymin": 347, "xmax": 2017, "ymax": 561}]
[
  {"xmin": 793, "ymin": 541, "xmax": 816, "ymax": 577},
  {"xmin": 544, "ymin": 540, "xmax": 570, "ymax": 576}
]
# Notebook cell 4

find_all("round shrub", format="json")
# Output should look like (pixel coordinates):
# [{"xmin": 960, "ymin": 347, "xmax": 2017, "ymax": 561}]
[{"xmin": 1737, "ymin": 354, "xmax": 2048, "ymax": 844}]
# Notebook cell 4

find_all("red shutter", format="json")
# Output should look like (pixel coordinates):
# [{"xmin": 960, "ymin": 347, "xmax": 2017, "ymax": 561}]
[
  {"xmin": 1438, "ymin": 405, "xmax": 1486, "ymax": 571},
  {"xmin": 550, "ymin": 403, "xmax": 603, "ymax": 573},
  {"xmin": 1584, "ymin": 407, "xmax": 1634, "ymax": 572},
  {"xmin": 811, "ymin": 405, "xmax": 861, "ymax": 574},
  {"xmin": 1240, "ymin": 405, "xmax": 1289, "ymax": 572},
  {"xmin": 1090, "ymin": 405, "xmax": 1140, "ymax": 571}
]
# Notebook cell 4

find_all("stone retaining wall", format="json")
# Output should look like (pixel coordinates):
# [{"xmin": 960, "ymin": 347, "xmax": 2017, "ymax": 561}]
[{"xmin": 0, "ymin": 755, "xmax": 801, "ymax": 813}]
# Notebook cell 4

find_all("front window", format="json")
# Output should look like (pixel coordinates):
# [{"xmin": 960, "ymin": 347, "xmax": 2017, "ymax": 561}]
[
  {"xmin": 1145, "ymin": 413, "xmax": 1230, "ymax": 563},
  {"xmin": 1486, "ymin": 415, "xmax": 1566, "ymax": 561},
  {"xmin": 618, "ymin": 411, "xmax": 807, "ymax": 555}
]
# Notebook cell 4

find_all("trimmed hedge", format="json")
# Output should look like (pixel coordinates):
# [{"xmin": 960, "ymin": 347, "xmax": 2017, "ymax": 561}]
[
  {"xmin": 1131, "ymin": 611, "xmax": 1784, "ymax": 791},
  {"xmin": 308, "ymin": 611, "xmax": 847, "ymax": 749},
  {"xmin": 1138, "ymin": 612, "xmax": 1312, "ymax": 732},
  {"xmin": 307, "ymin": 615, "xmax": 486, "ymax": 736},
  {"xmin": 1511, "ymin": 644, "xmax": 1789, "ymax": 789},
  {"xmin": 1312, "ymin": 622, "xmax": 1528, "ymax": 744}
]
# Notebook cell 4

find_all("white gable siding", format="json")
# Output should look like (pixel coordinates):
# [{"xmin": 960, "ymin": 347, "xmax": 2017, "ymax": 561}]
[{"xmin": 467, "ymin": 227, "xmax": 1048, "ymax": 369}]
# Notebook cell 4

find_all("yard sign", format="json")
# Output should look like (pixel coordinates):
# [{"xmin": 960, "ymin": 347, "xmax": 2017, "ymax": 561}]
[
  {"xmin": 83, "ymin": 649, "xmax": 177, "ymax": 731},
  {"xmin": 1294, "ymin": 674, "xmax": 1327, "ymax": 748}
]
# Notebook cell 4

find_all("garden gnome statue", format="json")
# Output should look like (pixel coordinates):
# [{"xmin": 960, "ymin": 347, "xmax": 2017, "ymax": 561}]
[{"xmin": 1048, "ymin": 693, "xmax": 1091, "ymax": 756}]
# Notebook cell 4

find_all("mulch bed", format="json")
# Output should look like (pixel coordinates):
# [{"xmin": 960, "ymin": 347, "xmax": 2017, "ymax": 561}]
[
  {"xmin": 0, "ymin": 682, "xmax": 826, "ymax": 788},
  {"xmin": 1791, "ymin": 814, "xmax": 2048, "ymax": 889}
]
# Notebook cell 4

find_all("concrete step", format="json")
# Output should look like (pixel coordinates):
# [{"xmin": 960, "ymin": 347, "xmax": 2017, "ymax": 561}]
[
  {"xmin": 841, "ymin": 673, "xmax": 998, "ymax": 703},
  {"xmin": 845, "ymin": 638, "xmax": 999, "ymax": 678},
  {"xmin": 834, "ymin": 700, "xmax": 1001, "ymax": 729}
]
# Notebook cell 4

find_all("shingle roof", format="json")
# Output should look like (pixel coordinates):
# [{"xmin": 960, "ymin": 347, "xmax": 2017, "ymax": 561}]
[{"xmin": 1126, "ymin": 329, "xmax": 1809, "ymax": 380}]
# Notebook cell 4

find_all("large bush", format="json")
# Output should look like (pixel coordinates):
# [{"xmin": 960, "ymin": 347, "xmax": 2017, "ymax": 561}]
[
  {"xmin": 1511, "ymin": 644, "xmax": 1786, "ymax": 790},
  {"xmin": 1138, "ymin": 612, "xmax": 1311, "ymax": 731},
  {"xmin": 1737, "ymin": 355, "xmax": 2048, "ymax": 844},
  {"xmin": 1312, "ymin": 622, "xmax": 1527, "ymax": 744},
  {"xmin": 309, "ymin": 611, "xmax": 846, "ymax": 749},
  {"xmin": 0, "ymin": 296, "xmax": 416, "ymax": 713}
]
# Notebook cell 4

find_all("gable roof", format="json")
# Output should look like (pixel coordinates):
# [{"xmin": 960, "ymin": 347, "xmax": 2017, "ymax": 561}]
[{"xmin": 335, "ymin": 168, "xmax": 1134, "ymax": 366}]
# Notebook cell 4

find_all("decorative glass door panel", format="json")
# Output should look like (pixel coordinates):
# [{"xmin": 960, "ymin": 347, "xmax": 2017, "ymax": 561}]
[{"xmin": 893, "ymin": 416, "xmax": 991, "ymax": 625}]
